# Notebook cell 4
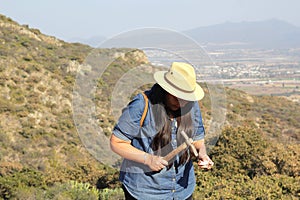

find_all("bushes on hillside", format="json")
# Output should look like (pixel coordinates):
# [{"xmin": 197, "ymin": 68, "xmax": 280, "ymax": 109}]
[{"xmin": 193, "ymin": 126, "xmax": 300, "ymax": 199}]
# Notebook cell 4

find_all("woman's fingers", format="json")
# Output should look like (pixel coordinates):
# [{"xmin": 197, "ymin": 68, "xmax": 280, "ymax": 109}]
[
  {"xmin": 160, "ymin": 157, "xmax": 169, "ymax": 166},
  {"xmin": 198, "ymin": 154, "xmax": 214, "ymax": 169},
  {"xmin": 146, "ymin": 155, "xmax": 168, "ymax": 171}
]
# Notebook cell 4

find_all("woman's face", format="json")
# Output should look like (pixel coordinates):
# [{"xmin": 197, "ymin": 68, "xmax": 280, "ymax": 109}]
[{"xmin": 165, "ymin": 93, "xmax": 189, "ymax": 111}]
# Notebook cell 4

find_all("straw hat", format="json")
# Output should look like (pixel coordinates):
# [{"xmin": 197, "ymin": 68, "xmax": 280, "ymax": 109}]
[{"xmin": 154, "ymin": 62, "xmax": 204, "ymax": 101}]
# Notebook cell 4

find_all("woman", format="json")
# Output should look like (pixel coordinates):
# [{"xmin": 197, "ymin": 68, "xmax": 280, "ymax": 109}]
[{"xmin": 110, "ymin": 62, "xmax": 213, "ymax": 200}]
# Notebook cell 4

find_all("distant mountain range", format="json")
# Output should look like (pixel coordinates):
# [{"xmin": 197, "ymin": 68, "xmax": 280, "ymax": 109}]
[
  {"xmin": 66, "ymin": 35, "xmax": 106, "ymax": 47},
  {"xmin": 184, "ymin": 19, "xmax": 300, "ymax": 49},
  {"xmin": 75, "ymin": 19, "xmax": 300, "ymax": 49}
]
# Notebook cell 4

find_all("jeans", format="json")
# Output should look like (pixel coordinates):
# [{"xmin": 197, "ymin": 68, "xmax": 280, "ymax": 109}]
[{"xmin": 122, "ymin": 184, "xmax": 193, "ymax": 200}]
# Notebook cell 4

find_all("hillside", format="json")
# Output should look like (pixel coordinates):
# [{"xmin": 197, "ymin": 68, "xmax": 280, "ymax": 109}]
[
  {"xmin": 0, "ymin": 14, "xmax": 148, "ymax": 199},
  {"xmin": 0, "ymin": 14, "xmax": 299, "ymax": 199}
]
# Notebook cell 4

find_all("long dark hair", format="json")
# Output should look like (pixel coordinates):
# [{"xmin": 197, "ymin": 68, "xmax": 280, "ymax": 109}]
[{"xmin": 148, "ymin": 84, "xmax": 195, "ymax": 166}]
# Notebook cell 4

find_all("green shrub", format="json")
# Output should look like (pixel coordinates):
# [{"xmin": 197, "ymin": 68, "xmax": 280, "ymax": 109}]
[
  {"xmin": 0, "ymin": 98, "xmax": 15, "ymax": 112},
  {"xmin": 0, "ymin": 168, "xmax": 45, "ymax": 199},
  {"xmin": 44, "ymin": 181, "xmax": 100, "ymax": 200},
  {"xmin": 99, "ymin": 187, "xmax": 124, "ymax": 200},
  {"xmin": 211, "ymin": 126, "xmax": 269, "ymax": 178},
  {"xmin": 10, "ymin": 89, "xmax": 25, "ymax": 104}
]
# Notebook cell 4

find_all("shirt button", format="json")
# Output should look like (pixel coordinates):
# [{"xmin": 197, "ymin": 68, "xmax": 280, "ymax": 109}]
[
  {"xmin": 172, "ymin": 190, "xmax": 175, "ymax": 193},
  {"xmin": 173, "ymin": 178, "xmax": 175, "ymax": 181}
]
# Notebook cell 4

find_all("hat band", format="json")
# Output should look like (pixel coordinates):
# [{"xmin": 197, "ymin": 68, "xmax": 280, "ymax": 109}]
[{"xmin": 164, "ymin": 73, "xmax": 195, "ymax": 94}]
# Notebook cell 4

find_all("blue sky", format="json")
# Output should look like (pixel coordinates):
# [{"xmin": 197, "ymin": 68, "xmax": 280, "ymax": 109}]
[{"xmin": 1, "ymin": 0, "xmax": 300, "ymax": 41}]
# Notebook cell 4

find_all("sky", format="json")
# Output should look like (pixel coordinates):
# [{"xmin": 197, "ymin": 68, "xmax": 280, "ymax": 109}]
[{"xmin": 1, "ymin": 0, "xmax": 300, "ymax": 42}]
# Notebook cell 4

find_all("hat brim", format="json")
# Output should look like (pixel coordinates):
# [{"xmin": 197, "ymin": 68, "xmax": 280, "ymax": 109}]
[{"xmin": 154, "ymin": 71, "xmax": 205, "ymax": 101}]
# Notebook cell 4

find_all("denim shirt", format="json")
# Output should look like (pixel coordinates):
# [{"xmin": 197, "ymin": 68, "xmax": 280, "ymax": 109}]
[{"xmin": 113, "ymin": 91, "xmax": 205, "ymax": 200}]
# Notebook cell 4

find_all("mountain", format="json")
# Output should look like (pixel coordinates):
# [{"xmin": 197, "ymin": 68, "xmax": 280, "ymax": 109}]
[
  {"xmin": 66, "ymin": 35, "xmax": 106, "ymax": 47},
  {"xmin": 184, "ymin": 19, "xmax": 300, "ymax": 49},
  {"xmin": 0, "ymin": 14, "xmax": 299, "ymax": 199}
]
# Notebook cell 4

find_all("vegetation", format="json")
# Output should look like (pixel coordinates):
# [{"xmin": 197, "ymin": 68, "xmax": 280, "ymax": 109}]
[
  {"xmin": 194, "ymin": 126, "xmax": 299, "ymax": 199},
  {"xmin": 0, "ymin": 13, "xmax": 299, "ymax": 199}
]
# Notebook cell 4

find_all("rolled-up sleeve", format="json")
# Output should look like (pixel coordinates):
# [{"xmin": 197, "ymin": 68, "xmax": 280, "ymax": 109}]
[
  {"xmin": 113, "ymin": 94, "xmax": 144, "ymax": 141},
  {"xmin": 192, "ymin": 102, "xmax": 205, "ymax": 141}
]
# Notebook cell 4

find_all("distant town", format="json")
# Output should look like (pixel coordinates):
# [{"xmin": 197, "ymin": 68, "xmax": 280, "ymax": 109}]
[
  {"xmin": 208, "ymin": 48, "xmax": 300, "ymax": 79},
  {"xmin": 146, "ymin": 47, "xmax": 300, "ymax": 101}
]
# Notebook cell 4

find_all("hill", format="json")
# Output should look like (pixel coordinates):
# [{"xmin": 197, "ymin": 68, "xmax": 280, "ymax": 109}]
[
  {"xmin": 184, "ymin": 19, "xmax": 300, "ymax": 49},
  {"xmin": 0, "ymin": 14, "xmax": 299, "ymax": 199},
  {"xmin": 0, "ymin": 14, "xmax": 148, "ymax": 199}
]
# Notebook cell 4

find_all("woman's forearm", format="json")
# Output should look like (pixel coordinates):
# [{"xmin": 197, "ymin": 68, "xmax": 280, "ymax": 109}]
[
  {"xmin": 110, "ymin": 134, "xmax": 147, "ymax": 164},
  {"xmin": 193, "ymin": 139, "xmax": 207, "ymax": 156},
  {"xmin": 110, "ymin": 134, "xmax": 168, "ymax": 171}
]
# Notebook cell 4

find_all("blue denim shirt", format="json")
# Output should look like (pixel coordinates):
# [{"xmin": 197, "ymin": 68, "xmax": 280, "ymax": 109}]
[{"xmin": 113, "ymin": 91, "xmax": 205, "ymax": 200}]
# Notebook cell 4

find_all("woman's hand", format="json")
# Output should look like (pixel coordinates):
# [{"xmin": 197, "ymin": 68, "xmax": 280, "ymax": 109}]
[
  {"xmin": 144, "ymin": 154, "xmax": 168, "ymax": 171},
  {"xmin": 198, "ymin": 154, "xmax": 214, "ymax": 169},
  {"xmin": 193, "ymin": 139, "xmax": 214, "ymax": 170}
]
